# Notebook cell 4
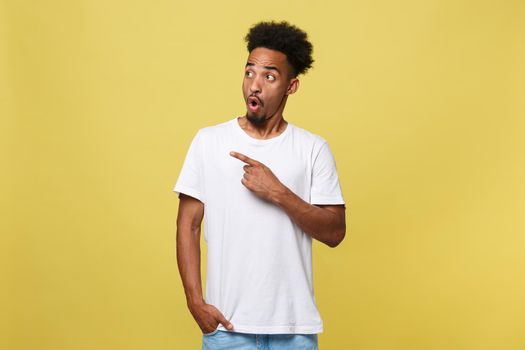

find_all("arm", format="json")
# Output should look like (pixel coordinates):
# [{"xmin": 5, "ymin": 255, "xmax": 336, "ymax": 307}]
[
  {"xmin": 176, "ymin": 193, "xmax": 234, "ymax": 332},
  {"xmin": 272, "ymin": 189, "xmax": 346, "ymax": 248},
  {"xmin": 229, "ymin": 151, "xmax": 346, "ymax": 248}
]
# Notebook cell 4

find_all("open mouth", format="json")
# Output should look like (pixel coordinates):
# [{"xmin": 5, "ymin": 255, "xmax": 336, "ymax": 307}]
[{"xmin": 248, "ymin": 96, "xmax": 261, "ymax": 111}]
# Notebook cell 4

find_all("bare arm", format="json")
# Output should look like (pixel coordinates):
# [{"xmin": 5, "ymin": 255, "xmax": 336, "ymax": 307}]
[
  {"xmin": 272, "ymin": 190, "xmax": 346, "ymax": 247},
  {"xmin": 176, "ymin": 193, "xmax": 205, "ymax": 306},
  {"xmin": 230, "ymin": 151, "xmax": 346, "ymax": 248},
  {"xmin": 176, "ymin": 193, "xmax": 234, "ymax": 333}
]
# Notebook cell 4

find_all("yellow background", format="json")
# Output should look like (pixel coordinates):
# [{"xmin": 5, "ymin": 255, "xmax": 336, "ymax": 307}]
[{"xmin": 2, "ymin": 0, "xmax": 524, "ymax": 349}]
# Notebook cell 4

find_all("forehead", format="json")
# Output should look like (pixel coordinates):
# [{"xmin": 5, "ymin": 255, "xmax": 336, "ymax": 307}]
[{"xmin": 246, "ymin": 47, "xmax": 289, "ymax": 69}]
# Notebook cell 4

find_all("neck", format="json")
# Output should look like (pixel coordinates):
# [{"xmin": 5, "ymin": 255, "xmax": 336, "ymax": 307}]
[{"xmin": 238, "ymin": 115, "xmax": 288, "ymax": 140}]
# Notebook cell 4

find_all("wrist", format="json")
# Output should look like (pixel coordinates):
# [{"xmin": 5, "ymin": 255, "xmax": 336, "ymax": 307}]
[
  {"xmin": 271, "ymin": 183, "xmax": 292, "ymax": 206},
  {"xmin": 187, "ymin": 295, "xmax": 205, "ymax": 309}
]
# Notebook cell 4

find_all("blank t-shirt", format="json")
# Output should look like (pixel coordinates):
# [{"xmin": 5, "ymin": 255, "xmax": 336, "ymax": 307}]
[{"xmin": 173, "ymin": 117, "xmax": 345, "ymax": 334}]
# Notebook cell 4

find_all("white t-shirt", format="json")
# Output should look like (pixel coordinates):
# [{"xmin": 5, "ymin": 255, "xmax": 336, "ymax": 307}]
[{"xmin": 173, "ymin": 117, "xmax": 345, "ymax": 334}]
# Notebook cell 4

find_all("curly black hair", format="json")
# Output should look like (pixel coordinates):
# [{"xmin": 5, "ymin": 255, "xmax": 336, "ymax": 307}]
[{"xmin": 244, "ymin": 20, "xmax": 314, "ymax": 77}]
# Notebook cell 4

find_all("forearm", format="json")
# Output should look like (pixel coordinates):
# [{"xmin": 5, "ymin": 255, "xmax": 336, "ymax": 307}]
[
  {"xmin": 176, "ymin": 223, "xmax": 204, "ymax": 307},
  {"xmin": 271, "ymin": 186, "xmax": 345, "ymax": 247}
]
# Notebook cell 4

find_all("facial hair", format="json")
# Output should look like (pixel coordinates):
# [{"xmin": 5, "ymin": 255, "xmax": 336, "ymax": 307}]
[
  {"xmin": 246, "ymin": 113, "xmax": 273, "ymax": 125},
  {"xmin": 245, "ymin": 91, "xmax": 286, "ymax": 126}
]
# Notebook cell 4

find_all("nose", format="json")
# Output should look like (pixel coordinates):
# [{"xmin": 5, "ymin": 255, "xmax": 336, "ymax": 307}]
[{"xmin": 249, "ymin": 76, "xmax": 262, "ymax": 94}]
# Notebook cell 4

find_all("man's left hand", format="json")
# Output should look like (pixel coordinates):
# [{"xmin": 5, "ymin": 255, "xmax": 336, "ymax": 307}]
[{"xmin": 230, "ymin": 151, "xmax": 286, "ymax": 203}]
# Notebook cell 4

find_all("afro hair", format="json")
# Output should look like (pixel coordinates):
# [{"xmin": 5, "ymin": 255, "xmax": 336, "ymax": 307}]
[{"xmin": 244, "ymin": 20, "xmax": 314, "ymax": 77}]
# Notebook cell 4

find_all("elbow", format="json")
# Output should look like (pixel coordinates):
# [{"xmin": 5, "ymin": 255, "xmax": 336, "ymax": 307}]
[{"xmin": 325, "ymin": 227, "xmax": 346, "ymax": 248}]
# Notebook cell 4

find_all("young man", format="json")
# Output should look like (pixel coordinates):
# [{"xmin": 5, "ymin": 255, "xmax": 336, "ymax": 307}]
[{"xmin": 174, "ymin": 20, "xmax": 346, "ymax": 350}]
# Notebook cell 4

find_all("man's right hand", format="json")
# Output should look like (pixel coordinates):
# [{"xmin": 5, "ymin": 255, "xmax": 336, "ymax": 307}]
[{"xmin": 188, "ymin": 301, "xmax": 234, "ymax": 334}]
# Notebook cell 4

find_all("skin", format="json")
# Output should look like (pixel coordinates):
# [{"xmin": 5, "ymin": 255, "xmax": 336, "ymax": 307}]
[
  {"xmin": 177, "ymin": 47, "xmax": 346, "ymax": 334},
  {"xmin": 241, "ymin": 47, "xmax": 298, "ymax": 134}
]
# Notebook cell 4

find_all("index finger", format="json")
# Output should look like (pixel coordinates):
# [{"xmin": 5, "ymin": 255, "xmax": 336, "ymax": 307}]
[{"xmin": 229, "ymin": 151, "xmax": 258, "ymax": 166}]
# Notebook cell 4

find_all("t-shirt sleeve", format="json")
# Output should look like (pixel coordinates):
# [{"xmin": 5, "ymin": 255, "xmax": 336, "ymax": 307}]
[
  {"xmin": 173, "ymin": 130, "xmax": 205, "ymax": 203},
  {"xmin": 310, "ymin": 141, "xmax": 345, "ymax": 205}
]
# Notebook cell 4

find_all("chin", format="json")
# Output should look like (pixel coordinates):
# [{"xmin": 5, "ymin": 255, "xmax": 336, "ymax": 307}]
[{"xmin": 247, "ymin": 114, "xmax": 267, "ymax": 125}]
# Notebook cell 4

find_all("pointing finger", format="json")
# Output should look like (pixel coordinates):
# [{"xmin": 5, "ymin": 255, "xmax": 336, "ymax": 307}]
[{"xmin": 230, "ymin": 151, "xmax": 258, "ymax": 166}]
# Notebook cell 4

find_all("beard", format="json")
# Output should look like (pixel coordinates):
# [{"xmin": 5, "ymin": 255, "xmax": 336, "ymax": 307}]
[{"xmin": 246, "ymin": 113, "xmax": 268, "ymax": 126}]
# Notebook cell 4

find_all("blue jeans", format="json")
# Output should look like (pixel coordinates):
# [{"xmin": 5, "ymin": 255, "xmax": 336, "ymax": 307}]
[{"xmin": 202, "ymin": 330, "xmax": 318, "ymax": 349}]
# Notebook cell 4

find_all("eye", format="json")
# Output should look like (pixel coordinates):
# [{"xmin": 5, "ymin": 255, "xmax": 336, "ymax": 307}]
[
  {"xmin": 266, "ymin": 74, "xmax": 276, "ymax": 81},
  {"xmin": 245, "ymin": 71, "xmax": 253, "ymax": 77}
]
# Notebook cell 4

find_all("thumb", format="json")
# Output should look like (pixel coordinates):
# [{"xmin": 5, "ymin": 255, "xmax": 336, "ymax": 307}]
[{"xmin": 216, "ymin": 312, "xmax": 234, "ymax": 330}]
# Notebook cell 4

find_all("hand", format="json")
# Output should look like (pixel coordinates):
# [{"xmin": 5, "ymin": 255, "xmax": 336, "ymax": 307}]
[
  {"xmin": 188, "ymin": 301, "xmax": 234, "ymax": 334},
  {"xmin": 229, "ymin": 151, "xmax": 286, "ymax": 203}
]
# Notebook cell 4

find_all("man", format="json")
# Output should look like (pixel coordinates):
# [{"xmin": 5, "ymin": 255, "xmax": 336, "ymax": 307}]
[{"xmin": 174, "ymin": 20, "xmax": 346, "ymax": 350}]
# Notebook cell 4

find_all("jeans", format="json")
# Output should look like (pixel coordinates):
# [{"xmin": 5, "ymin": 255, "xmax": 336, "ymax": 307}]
[{"xmin": 202, "ymin": 330, "xmax": 318, "ymax": 349}]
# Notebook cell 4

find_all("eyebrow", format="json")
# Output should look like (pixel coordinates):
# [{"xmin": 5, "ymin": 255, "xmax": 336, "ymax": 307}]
[{"xmin": 245, "ymin": 62, "xmax": 281, "ymax": 74}]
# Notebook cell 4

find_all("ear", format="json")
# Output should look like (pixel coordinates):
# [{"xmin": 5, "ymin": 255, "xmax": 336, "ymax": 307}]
[{"xmin": 286, "ymin": 78, "xmax": 300, "ymax": 95}]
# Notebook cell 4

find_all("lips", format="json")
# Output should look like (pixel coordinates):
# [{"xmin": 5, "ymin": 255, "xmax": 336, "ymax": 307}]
[{"xmin": 247, "ymin": 96, "xmax": 262, "ymax": 112}]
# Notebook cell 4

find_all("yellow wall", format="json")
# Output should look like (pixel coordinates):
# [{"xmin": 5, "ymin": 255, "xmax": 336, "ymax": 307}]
[{"xmin": 2, "ymin": 0, "xmax": 524, "ymax": 349}]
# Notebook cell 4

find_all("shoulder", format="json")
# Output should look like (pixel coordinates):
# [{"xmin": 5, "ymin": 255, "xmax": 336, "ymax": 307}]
[
  {"xmin": 195, "ymin": 118, "xmax": 235, "ymax": 139},
  {"xmin": 289, "ymin": 122, "xmax": 328, "ymax": 152}
]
